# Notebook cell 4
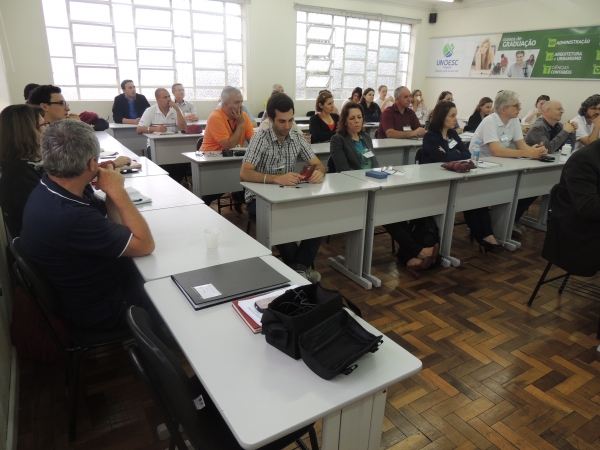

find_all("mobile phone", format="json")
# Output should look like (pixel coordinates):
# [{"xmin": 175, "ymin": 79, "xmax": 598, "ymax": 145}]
[
  {"xmin": 254, "ymin": 297, "xmax": 275, "ymax": 313},
  {"xmin": 299, "ymin": 164, "xmax": 316, "ymax": 182},
  {"xmin": 539, "ymin": 156, "xmax": 555, "ymax": 163}
]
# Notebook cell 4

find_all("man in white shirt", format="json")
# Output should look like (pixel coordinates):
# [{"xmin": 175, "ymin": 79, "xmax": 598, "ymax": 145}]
[
  {"xmin": 470, "ymin": 90, "xmax": 547, "ymax": 240},
  {"xmin": 506, "ymin": 51, "xmax": 529, "ymax": 78},
  {"xmin": 571, "ymin": 94, "xmax": 600, "ymax": 152},
  {"xmin": 137, "ymin": 88, "xmax": 187, "ymax": 181},
  {"xmin": 171, "ymin": 83, "xmax": 198, "ymax": 121}
]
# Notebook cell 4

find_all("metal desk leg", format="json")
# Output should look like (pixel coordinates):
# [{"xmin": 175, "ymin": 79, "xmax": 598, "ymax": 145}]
[
  {"xmin": 491, "ymin": 202, "xmax": 519, "ymax": 251},
  {"xmin": 519, "ymin": 194, "xmax": 548, "ymax": 231},
  {"xmin": 255, "ymin": 197, "xmax": 272, "ymax": 251},
  {"xmin": 321, "ymin": 389, "xmax": 387, "ymax": 450},
  {"xmin": 190, "ymin": 163, "xmax": 203, "ymax": 198},
  {"xmin": 362, "ymin": 191, "xmax": 381, "ymax": 287},
  {"xmin": 441, "ymin": 181, "xmax": 460, "ymax": 267}
]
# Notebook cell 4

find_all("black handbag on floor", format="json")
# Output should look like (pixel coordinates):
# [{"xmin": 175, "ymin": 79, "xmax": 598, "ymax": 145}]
[
  {"xmin": 261, "ymin": 283, "xmax": 342, "ymax": 359},
  {"xmin": 298, "ymin": 310, "xmax": 383, "ymax": 380}
]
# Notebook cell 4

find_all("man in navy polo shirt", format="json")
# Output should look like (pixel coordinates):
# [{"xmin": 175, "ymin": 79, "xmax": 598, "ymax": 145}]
[{"xmin": 19, "ymin": 120, "xmax": 155, "ymax": 330}]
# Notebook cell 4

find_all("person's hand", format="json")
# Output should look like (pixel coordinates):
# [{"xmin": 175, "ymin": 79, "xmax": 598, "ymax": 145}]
[
  {"xmin": 185, "ymin": 113, "xmax": 198, "ymax": 122},
  {"xmin": 593, "ymin": 116, "xmax": 600, "ymax": 127},
  {"xmin": 308, "ymin": 169, "xmax": 324, "ymax": 184},
  {"xmin": 521, "ymin": 124, "xmax": 531, "ymax": 134},
  {"xmin": 168, "ymin": 99, "xmax": 180, "ymax": 110},
  {"xmin": 456, "ymin": 127, "xmax": 463, "ymax": 134},
  {"xmin": 386, "ymin": 96, "xmax": 394, "ymax": 103},
  {"xmin": 530, "ymin": 144, "xmax": 548, "ymax": 158},
  {"xmin": 563, "ymin": 122, "xmax": 575, "ymax": 134},
  {"xmin": 535, "ymin": 107, "xmax": 542, "ymax": 116},
  {"xmin": 68, "ymin": 113, "xmax": 81, "ymax": 121},
  {"xmin": 413, "ymin": 127, "xmax": 426, "ymax": 138},
  {"xmin": 276, "ymin": 172, "xmax": 301, "ymax": 186},
  {"xmin": 438, "ymin": 146, "xmax": 446, "ymax": 153},
  {"xmin": 230, "ymin": 107, "xmax": 245, "ymax": 125},
  {"xmin": 155, "ymin": 124, "xmax": 167, "ymax": 132},
  {"xmin": 133, "ymin": 118, "xmax": 141, "ymax": 125},
  {"xmin": 113, "ymin": 156, "xmax": 131, "ymax": 168},
  {"xmin": 570, "ymin": 121, "xmax": 578, "ymax": 130},
  {"xmin": 95, "ymin": 165, "xmax": 125, "ymax": 194},
  {"xmin": 303, "ymin": 134, "xmax": 311, "ymax": 143}
]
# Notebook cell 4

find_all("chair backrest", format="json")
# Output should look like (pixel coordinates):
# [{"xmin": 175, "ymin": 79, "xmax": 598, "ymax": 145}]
[
  {"xmin": 415, "ymin": 148, "xmax": 422, "ymax": 165},
  {"xmin": 548, "ymin": 183, "xmax": 559, "ymax": 221},
  {"xmin": 196, "ymin": 136, "xmax": 204, "ymax": 150},
  {"xmin": 306, "ymin": 111, "xmax": 315, "ymax": 117},
  {"xmin": 257, "ymin": 111, "xmax": 264, "ymax": 118},
  {"xmin": 10, "ymin": 238, "xmax": 70, "ymax": 351},
  {"xmin": 126, "ymin": 306, "xmax": 207, "ymax": 445},
  {"xmin": 326, "ymin": 156, "xmax": 336, "ymax": 173}
]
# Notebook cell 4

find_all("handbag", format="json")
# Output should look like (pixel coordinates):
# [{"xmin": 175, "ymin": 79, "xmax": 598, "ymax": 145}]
[
  {"xmin": 298, "ymin": 310, "xmax": 383, "ymax": 380},
  {"xmin": 441, "ymin": 160, "xmax": 476, "ymax": 173},
  {"xmin": 261, "ymin": 283, "xmax": 343, "ymax": 359}
]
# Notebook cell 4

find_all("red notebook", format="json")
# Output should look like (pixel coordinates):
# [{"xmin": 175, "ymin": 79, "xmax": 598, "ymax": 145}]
[
  {"xmin": 232, "ymin": 285, "xmax": 300, "ymax": 333},
  {"xmin": 232, "ymin": 300, "xmax": 261, "ymax": 334}
]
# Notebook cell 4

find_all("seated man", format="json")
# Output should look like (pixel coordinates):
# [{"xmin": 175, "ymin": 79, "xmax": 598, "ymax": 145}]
[
  {"xmin": 28, "ymin": 85, "xmax": 79, "ymax": 123},
  {"xmin": 137, "ymin": 88, "xmax": 187, "ymax": 181},
  {"xmin": 470, "ymin": 90, "xmax": 547, "ymax": 240},
  {"xmin": 525, "ymin": 100, "xmax": 577, "ymax": 153},
  {"xmin": 201, "ymin": 86, "xmax": 255, "ymax": 205},
  {"xmin": 376, "ymin": 86, "xmax": 425, "ymax": 139},
  {"xmin": 543, "ymin": 139, "xmax": 600, "ymax": 277},
  {"xmin": 571, "ymin": 94, "xmax": 600, "ymax": 152},
  {"xmin": 112, "ymin": 79, "xmax": 151, "ymax": 124},
  {"xmin": 19, "ymin": 120, "xmax": 155, "ymax": 330},
  {"xmin": 240, "ymin": 93, "xmax": 326, "ymax": 282},
  {"xmin": 172, "ymin": 83, "xmax": 198, "ymax": 122}
]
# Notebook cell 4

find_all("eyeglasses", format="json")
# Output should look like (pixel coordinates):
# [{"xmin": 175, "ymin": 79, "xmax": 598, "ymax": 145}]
[
  {"xmin": 507, "ymin": 103, "xmax": 522, "ymax": 109},
  {"xmin": 45, "ymin": 101, "xmax": 69, "ymax": 107},
  {"xmin": 36, "ymin": 121, "xmax": 50, "ymax": 129}
]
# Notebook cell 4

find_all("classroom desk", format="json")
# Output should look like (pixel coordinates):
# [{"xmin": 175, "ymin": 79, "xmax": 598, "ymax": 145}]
[
  {"xmin": 145, "ymin": 132, "xmax": 203, "ymax": 165},
  {"xmin": 123, "ymin": 174, "xmax": 203, "ymax": 211},
  {"xmin": 182, "ymin": 152, "xmax": 245, "ymax": 198},
  {"xmin": 95, "ymin": 131, "xmax": 167, "ymax": 177},
  {"xmin": 342, "ymin": 165, "xmax": 464, "ymax": 286},
  {"xmin": 372, "ymin": 138, "xmax": 422, "ymax": 166},
  {"xmin": 109, "ymin": 120, "xmax": 207, "ymax": 154},
  {"xmin": 133, "ymin": 204, "xmax": 271, "ymax": 281},
  {"xmin": 144, "ymin": 256, "xmax": 422, "ymax": 450},
  {"xmin": 241, "ymin": 174, "xmax": 378, "ymax": 289}
]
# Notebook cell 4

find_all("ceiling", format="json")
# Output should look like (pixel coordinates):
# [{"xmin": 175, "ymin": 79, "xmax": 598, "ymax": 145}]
[{"xmin": 370, "ymin": 0, "xmax": 524, "ymax": 12}]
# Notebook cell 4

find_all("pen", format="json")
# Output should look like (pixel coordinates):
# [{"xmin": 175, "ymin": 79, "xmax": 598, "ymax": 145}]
[
  {"xmin": 279, "ymin": 186, "xmax": 300, "ymax": 189},
  {"xmin": 132, "ymin": 198, "xmax": 142, "ymax": 202}
]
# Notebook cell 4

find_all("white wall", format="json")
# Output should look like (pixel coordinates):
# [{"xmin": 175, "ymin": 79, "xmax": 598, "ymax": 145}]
[
  {"xmin": 0, "ymin": 0, "xmax": 431, "ymax": 119},
  {"xmin": 421, "ymin": 0, "xmax": 600, "ymax": 122}
]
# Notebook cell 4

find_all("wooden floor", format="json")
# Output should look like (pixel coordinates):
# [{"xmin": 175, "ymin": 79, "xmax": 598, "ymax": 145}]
[{"xmin": 16, "ymin": 201, "xmax": 600, "ymax": 450}]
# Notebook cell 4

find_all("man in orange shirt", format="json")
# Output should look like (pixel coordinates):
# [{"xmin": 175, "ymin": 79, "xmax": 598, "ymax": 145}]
[{"xmin": 201, "ymin": 86, "xmax": 255, "ymax": 151}]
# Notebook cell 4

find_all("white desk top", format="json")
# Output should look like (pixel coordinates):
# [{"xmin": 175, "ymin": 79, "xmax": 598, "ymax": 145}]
[
  {"xmin": 372, "ymin": 138, "xmax": 422, "ymax": 149},
  {"xmin": 182, "ymin": 151, "xmax": 246, "ymax": 164},
  {"xmin": 310, "ymin": 142, "xmax": 330, "ymax": 155},
  {"xmin": 134, "ymin": 204, "xmax": 271, "ymax": 281},
  {"xmin": 121, "ymin": 157, "xmax": 168, "ymax": 177},
  {"xmin": 95, "ymin": 131, "xmax": 139, "ymax": 159},
  {"xmin": 342, "ymin": 165, "xmax": 464, "ymax": 189},
  {"xmin": 144, "ymin": 131, "xmax": 204, "ymax": 141},
  {"xmin": 144, "ymin": 260, "xmax": 422, "ymax": 449},
  {"xmin": 110, "ymin": 120, "xmax": 207, "ymax": 129},
  {"xmin": 241, "ymin": 173, "xmax": 377, "ymax": 204},
  {"xmin": 124, "ymin": 175, "xmax": 203, "ymax": 211}
]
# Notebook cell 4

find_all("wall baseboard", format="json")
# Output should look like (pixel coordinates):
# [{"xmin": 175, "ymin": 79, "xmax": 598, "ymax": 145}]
[{"xmin": 6, "ymin": 346, "xmax": 18, "ymax": 450}]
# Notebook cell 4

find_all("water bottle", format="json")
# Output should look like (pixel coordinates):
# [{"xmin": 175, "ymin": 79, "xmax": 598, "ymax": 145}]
[{"xmin": 471, "ymin": 141, "xmax": 481, "ymax": 167}]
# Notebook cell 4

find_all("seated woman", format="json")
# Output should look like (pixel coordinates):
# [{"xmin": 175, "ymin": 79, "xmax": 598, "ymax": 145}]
[
  {"xmin": 522, "ymin": 94, "xmax": 549, "ymax": 125},
  {"xmin": 409, "ymin": 89, "xmax": 429, "ymax": 120},
  {"xmin": 341, "ymin": 87, "xmax": 362, "ymax": 110},
  {"xmin": 309, "ymin": 90, "xmax": 339, "ymax": 143},
  {"xmin": 329, "ymin": 102, "xmax": 438, "ymax": 278},
  {"xmin": 359, "ymin": 88, "xmax": 382, "ymax": 123},
  {"xmin": 425, "ymin": 91, "xmax": 462, "ymax": 133},
  {"xmin": 464, "ymin": 97, "xmax": 493, "ymax": 132},
  {"xmin": 0, "ymin": 105, "xmax": 131, "ymax": 238},
  {"xmin": 422, "ymin": 102, "xmax": 503, "ymax": 255}
]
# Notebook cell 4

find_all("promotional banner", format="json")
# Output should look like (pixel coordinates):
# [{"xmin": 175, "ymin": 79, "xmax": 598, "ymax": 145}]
[{"xmin": 426, "ymin": 26, "xmax": 600, "ymax": 80}]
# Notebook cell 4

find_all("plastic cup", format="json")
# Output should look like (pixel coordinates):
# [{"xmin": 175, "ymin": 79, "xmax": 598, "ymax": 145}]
[{"xmin": 204, "ymin": 228, "xmax": 220, "ymax": 249}]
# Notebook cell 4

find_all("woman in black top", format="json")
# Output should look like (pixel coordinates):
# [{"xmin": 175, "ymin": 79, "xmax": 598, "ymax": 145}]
[
  {"xmin": 464, "ymin": 97, "xmax": 493, "ymax": 132},
  {"xmin": 359, "ymin": 88, "xmax": 382, "ymax": 123},
  {"xmin": 422, "ymin": 102, "xmax": 503, "ymax": 255},
  {"xmin": 309, "ymin": 90, "xmax": 339, "ymax": 143},
  {"xmin": 0, "ymin": 104, "xmax": 48, "ymax": 238},
  {"xmin": 330, "ymin": 103, "xmax": 438, "ymax": 278}
]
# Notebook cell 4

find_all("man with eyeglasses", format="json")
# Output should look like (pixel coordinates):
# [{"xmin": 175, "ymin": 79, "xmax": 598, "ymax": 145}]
[
  {"xmin": 470, "ymin": 90, "xmax": 547, "ymax": 240},
  {"xmin": 112, "ymin": 80, "xmax": 151, "ymax": 125},
  {"xmin": 525, "ymin": 100, "xmax": 577, "ymax": 154},
  {"xmin": 27, "ymin": 85, "xmax": 79, "ymax": 123},
  {"xmin": 571, "ymin": 95, "xmax": 600, "ymax": 152}
]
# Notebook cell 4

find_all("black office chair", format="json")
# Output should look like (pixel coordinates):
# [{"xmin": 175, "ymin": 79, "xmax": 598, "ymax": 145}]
[
  {"xmin": 306, "ymin": 111, "xmax": 315, "ymax": 117},
  {"xmin": 10, "ymin": 238, "xmax": 133, "ymax": 440},
  {"xmin": 126, "ymin": 306, "xmax": 319, "ymax": 450},
  {"xmin": 258, "ymin": 111, "xmax": 264, "ymax": 118},
  {"xmin": 414, "ymin": 148, "xmax": 422, "ymax": 165},
  {"xmin": 196, "ymin": 136, "xmax": 204, "ymax": 150}
]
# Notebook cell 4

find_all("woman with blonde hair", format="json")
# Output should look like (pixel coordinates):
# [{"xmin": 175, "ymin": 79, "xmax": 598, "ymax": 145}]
[
  {"xmin": 474, "ymin": 38, "xmax": 495, "ymax": 71},
  {"xmin": 410, "ymin": 89, "xmax": 429, "ymax": 120}
]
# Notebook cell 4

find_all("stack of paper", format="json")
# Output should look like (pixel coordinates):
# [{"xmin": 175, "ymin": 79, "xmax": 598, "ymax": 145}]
[{"xmin": 94, "ymin": 186, "xmax": 152, "ymax": 205}]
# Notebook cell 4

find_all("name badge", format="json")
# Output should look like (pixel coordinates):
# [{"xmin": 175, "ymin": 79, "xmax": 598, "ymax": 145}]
[
  {"xmin": 403, "ymin": 126, "xmax": 411, "ymax": 131},
  {"xmin": 448, "ymin": 139, "xmax": 457, "ymax": 149},
  {"xmin": 501, "ymin": 135, "xmax": 510, "ymax": 142},
  {"xmin": 363, "ymin": 150, "xmax": 375, "ymax": 158}
]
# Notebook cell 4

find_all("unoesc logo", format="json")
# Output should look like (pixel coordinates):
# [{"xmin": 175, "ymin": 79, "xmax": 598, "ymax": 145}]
[{"xmin": 437, "ymin": 43, "xmax": 458, "ymax": 66}]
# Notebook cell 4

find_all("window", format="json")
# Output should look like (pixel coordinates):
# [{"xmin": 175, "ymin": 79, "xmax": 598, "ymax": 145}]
[
  {"xmin": 40, "ymin": 0, "xmax": 246, "ymax": 101},
  {"xmin": 295, "ymin": 9, "xmax": 413, "ymax": 100}
]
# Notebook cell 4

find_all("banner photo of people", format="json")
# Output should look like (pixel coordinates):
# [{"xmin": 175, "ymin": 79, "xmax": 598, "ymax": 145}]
[{"xmin": 426, "ymin": 26, "xmax": 600, "ymax": 79}]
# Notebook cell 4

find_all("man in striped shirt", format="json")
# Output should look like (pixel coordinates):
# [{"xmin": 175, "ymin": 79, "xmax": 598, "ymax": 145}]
[{"xmin": 241, "ymin": 93, "xmax": 326, "ymax": 282}]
